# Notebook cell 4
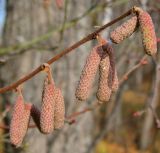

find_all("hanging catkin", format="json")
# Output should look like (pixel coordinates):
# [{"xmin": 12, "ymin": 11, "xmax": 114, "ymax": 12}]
[
  {"xmin": 10, "ymin": 92, "xmax": 25, "ymax": 146},
  {"xmin": 102, "ymin": 42, "xmax": 119, "ymax": 92},
  {"xmin": 97, "ymin": 41, "xmax": 119, "ymax": 102},
  {"xmin": 31, "ymin": 104, "xmax": 41, "ymax": 132},
  {"xmin": 97, "ymin": 55, "xmax": 112, "ymax": 102},
  {"xmin": 17, "ymin": 103, "xmax": 31, "ymax": 144},
  {"xmin": 135, "ymin": 7, "xmax": 157, "ymax": 56},
  {"xmin": 40, "ymin": 68, "xmax": 55, "ymax": 134},
  {"xmin": 75, "ymin": 45, "xmax": 103, "ymax": 101},
  {"xmin": 102, "ymin": 43, "xmax": 115, "ymax": 83},
  {"xmin": 54, "ymin": 88, "xmax": 65, "ymax": 129},
  {"xmin": 110, "ymin": 16, "xmax": 138, "ymax": 44}
]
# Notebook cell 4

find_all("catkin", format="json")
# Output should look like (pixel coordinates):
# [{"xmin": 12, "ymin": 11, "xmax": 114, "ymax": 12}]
[
  {"xmin": 102, "ymin": 43, "xmax": 115, "ymax": 83},
  {"xmin": 10, "ymin": 100, "xmax": 31, "ymax": 147},
  {"xmin": 97, "ymin": 55, "xmax": 112, "ymax": 102},
  {"xmin": 10, "ymin": 94, "xmax": 25, "ymax": 146},
  {"xmin": 31, "ymin": 104, "xmax": 41, "ymax": 132},
  {"xmin": 75, "ymin": 45, "xmax": 103, "ymax": 101},
  {"xmin": 136, "ymin": 7, "xmax": 157, "ymax": 56},
  {"xmin": 110, "ymin": 16, "xmax": 138, "ymax": 44},
  {"xmin": 54, "ymin": 88, "xmax": 65, "ymax": 129},
  {"xmin": 17, "ymin": 103, "xmax": 31, "ymax": 144},
  {"xmin": 40, "ymin": 77, "xmax": 55, "ymax": 134}
]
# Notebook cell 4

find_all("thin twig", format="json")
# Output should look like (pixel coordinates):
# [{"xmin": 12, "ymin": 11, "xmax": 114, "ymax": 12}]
[
  {"xmin": 66, "ymin": 102, "xmax": 99, "ymax": 120},
  {"xmin": 0, "ymin": 8, "xmax": 134, "ymax": 94},
  {"xmin": 119, "ymin": 55, "xmax": 148, "ymax": 84},
  {"xmin": 0, "ymin": 0, "xmax": 128, "ymax": 56}
]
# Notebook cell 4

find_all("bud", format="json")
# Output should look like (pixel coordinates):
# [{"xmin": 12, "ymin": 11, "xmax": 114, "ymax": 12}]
[
  {"xmin": 136, "ymin": 7, "xmax": 157, "ymax": 56},
  {"xmin": 110, "ymin": 16, "xmax": 138, "ymax": 44},
  {"xmin": 97, "ymin": 55, "xmax": 112, "ymax": 102},
  {"xmin": 75, "ymin": 45, "xmax": 103, "ymax": 101},
  {"xmin": 40, "ymin": 77, "xmax": 55, "ymax": 134},
  {"xmin": 10, "ymin": 94, "xmax": 25, "ymax": 146},
  {"xmin": 54, "ymin": 88, "xmax": 65, "ymax": 129}
]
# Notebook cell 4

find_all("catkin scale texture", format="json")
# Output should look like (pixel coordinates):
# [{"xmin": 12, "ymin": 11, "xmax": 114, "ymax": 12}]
[
  {"xmin": 102, "ymin": 43, "xmax": 115, "ymax": 83},
  {"xmin": 75, "ymin": 45, "xmax": 103, "ymax": 101},
  {"xmin": 110, "ymin": 16, "xmax": 138, "ymax": 44},
  {"xmin": 137, "ymin": 9, "xmax": 157, "ymax": 55},
  {"xmin": 54, "ymin": 88, "xmax": 65, "ymax": 129},
  {"xmin": 97, "ymin": 55, "xmax": 112, "ymax": 102},
  {"xmin": 17, "ymin": 103, "xmax": 31, "ymax": 144},
  {"xmin": 10, "ymin": 95, "xmax": 25, "ymax": 146},
  {"xmin": 40, "ymin": 81, "xmax": 55, "ymax": 134}
]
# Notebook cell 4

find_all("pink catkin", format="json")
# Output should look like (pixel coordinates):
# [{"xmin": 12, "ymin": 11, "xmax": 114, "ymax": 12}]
[
  {"xmin": 10, "ymin": 95, "xmax": 25, "ymax": 146},
  {"xmin": 97, "ymin": 55, "xmax": 112, "ymax": 102},
  {"xmin": 136, "ymin": 8, "xmax": 157, "ymax": 56},
  {"xmin": 110, "ymin": 16, "xmax": 138, "ymax": 44},
  {"xmin": 54, "ymin": 88, "xmax": 65, "ymax": 129},
  {"xmin": 10, "ymin": 99, "xmax": 31, "ymax": 147},
  {"xmin": 75, "ymin": 45, "xmax": 103, "ymax": 101},
  {"xmin": 17, "ymin": 103, "xmax": 31, "ymax": 144},
  {"xmin": 40, "ymin": 77, "xmax": 55, "ymax": 134}
]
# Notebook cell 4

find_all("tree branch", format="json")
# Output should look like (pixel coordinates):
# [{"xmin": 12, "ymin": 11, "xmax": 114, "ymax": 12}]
[
  {"xmin": 0, "ymin": 54, "xmax": 148, "ymax": 130},
  {"xmin": 0, "ymin": 0, "xmax": 128, "ymax": 56},
  {"xmin": 0, "ymin": 7, "xmax": 134, "ymax": 94}
]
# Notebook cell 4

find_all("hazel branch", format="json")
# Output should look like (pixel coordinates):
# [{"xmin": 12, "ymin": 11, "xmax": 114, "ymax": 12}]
[
  {"xmin": 0, "ymin": 54, "xmax": 148, "ymax": 130},
  {"xmin": 0, "ymin": 7, "xmax": 134, "ymax": 94}
]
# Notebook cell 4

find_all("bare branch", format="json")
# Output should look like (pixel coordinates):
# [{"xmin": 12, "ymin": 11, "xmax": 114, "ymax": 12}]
[{"xmin": 0, "ymin": 7, "xmax": 134, "ymax": 94}]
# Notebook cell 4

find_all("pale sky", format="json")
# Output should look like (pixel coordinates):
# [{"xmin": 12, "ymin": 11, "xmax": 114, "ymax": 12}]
[{"xmin": 0, "ymin": 0, "xmax": 6, "ymax": 28}]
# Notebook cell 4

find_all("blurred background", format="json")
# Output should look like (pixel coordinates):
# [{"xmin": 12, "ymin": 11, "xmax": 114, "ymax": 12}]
[{"xmin": 0, "ymin": 0, "xmax": 160, "ymax": 153}]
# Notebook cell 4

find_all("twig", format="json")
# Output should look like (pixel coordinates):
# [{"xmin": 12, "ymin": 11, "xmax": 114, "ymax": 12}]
[
  {"xmin": 147, "ymin": 64, "xmax": 160, "ymax": 128},
  {"xmin": 0, "ymin": 54, "xmax": 148, "ymax": 130},
  {"xmin": 0, "ymin": 7, "xmax": 134, "ymax": 94},
  {"xmin": 0, "ymin": 0, "xmax": 128, "ymax": 56},
  {"xmin": 59, "ymin": 0, "xmax": 69, "ymax": 41},
  {"xmin": 0, "ymin": 105, "xmax": 11, "ymax": 122},
  {"xmin": 66, "ymin": 102, "xmax": 99, "ymax": 120},
  {"xmin": 0, "ymin": 102, "xmax": 100, "ymax": 130},
  {"xmin": 119, "ymin": 55, "xmax": 148, "ymax": 84}
]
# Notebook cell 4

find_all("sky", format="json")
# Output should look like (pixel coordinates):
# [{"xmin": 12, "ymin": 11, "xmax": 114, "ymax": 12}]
[{"xmin": 0, "ymin": 0, "xmax": 6, "ymax": 30}]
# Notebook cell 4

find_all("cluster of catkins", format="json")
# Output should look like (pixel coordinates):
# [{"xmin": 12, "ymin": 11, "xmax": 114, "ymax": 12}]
[
  {"xmin": 10, "ymin": 64, "xmax": 65, "ymax": 147},
  {"xmin": 9, "ymin": 6, "xmax": 157, "ymax": 147},
  {"xmin": 110, "ymin": 7, "xmax": 157, "ymax": 56},
  {"xmin": 75, "ymin": 38, "xmax": 119, "ymax": 103},
  {"xmin": 75, "ymin": 7, "xmax": 157, "ymax": 102}
]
